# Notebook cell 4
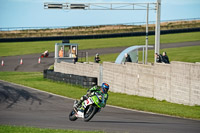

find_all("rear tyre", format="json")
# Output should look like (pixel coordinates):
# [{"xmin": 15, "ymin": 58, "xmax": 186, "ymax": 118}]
[
  {"xmin": 84, "ymin": 105, "xmax": 98, "ymax": 122},
  {"xmin": 69, "ymin": 109, "xmax": 78, "ymax": 121}
]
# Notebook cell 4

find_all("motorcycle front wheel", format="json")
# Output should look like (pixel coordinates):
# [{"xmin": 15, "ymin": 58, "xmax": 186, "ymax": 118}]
[
  {"xmin": 84, "ymin": 105, "xmax": 98, "ymax": 122},
  {"xmin": 69, "ymin": 109, "xmax": 78, "ymax": 121}
]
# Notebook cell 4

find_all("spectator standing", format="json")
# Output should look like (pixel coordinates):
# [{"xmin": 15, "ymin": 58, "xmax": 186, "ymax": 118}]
[
  {"xmin": 124, "ymin": 53, "xmax": 132, "ymax": 63},
  {"xmin": 71, "ymin": 47, "xmax": 76, "ymax": 58},
  {"xmin": 59, "ymin": 47, "xmax": 64, "ymax": 57},
  {"xmin": 71, "ymin": 47, "xmax": 78, "ymax": 64},
  {"xmin": 155, "ymin": 53, "xmax": 162, "ymax": 63},
  {"xmin": 94, "ymin": 53, "xmax": 101, "ymax": 63},
  {"xmin": 162, "ymin": 52, "xmax": 170, "ymax": 64}
]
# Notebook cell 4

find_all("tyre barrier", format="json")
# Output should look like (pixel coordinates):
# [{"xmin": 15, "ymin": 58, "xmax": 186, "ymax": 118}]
[{"xmin": 43, "ymin": 69, "xmax": 97, "ymax": 88}]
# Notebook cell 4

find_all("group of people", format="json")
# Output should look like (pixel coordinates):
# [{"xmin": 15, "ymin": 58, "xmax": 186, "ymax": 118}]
[
  {"xmin": 155, "ymin": 52, "xmax": 170, "ymax": 64},
  {"xmin": 59, "ymin": 46, "xmax": 78, "ymax": 64},
  {"xmin": 95, "ymin": 52, "xmax": 169, "ymax": 64},
  {"xmin": 42, "ymin": 49, "xmax": 169, "ymax": 64},
  {"xmin": 94, "ymin": 53, "xmax": 132, "ymax": 64},
  {"xmin": 42, "ymin": 47, "xmax": 101, "ymax": 64},
  {"xmin": 59, "ymin": 47, "xmax": 76, "ymax": 58}
]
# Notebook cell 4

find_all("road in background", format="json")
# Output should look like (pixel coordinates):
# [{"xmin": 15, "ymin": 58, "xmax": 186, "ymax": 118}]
[
  {"xmin": 0, "ymin": 41, "xmax": 200, "ymax": 72},
  {"xmin": 0, "ymin": 80, "xmax": 200, "ymax": 133}
]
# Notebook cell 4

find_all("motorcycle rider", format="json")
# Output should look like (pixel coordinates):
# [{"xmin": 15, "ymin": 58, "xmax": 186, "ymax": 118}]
[{"xmin": 74, "ymin": 83, "xmax": 109, "ymax": 113}]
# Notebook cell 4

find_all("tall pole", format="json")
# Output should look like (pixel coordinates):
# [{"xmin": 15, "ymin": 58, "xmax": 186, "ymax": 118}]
[
  {"xmin": 145, "ymin": 3, "xmax": 149, "ymax": 65},
  {"xmin": 44, "ymin": 1, "xmax": 160, "ymax": 63},
  {"xmin": 155, "ymin": 0, "xmax": 161, "ymax": 63}
]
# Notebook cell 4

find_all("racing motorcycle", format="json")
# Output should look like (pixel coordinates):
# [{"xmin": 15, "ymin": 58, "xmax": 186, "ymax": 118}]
[{"xmin": 69, "ymin": 92, "xmax": 102, "ymax": 122}]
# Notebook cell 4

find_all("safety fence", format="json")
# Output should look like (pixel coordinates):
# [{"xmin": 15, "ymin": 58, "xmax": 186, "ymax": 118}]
[{"xmin": 43, "ymin": 69, "xmax": 97, "ymax": 88}]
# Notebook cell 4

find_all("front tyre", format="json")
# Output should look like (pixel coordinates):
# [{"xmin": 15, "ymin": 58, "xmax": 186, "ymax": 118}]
[
  {"xmin": 69, "ymin": 109, "xmax": 78, "ymax": 121},
  {"xmin": 84, "ymin": 105, "xmax": 98, "ymax": 122}
]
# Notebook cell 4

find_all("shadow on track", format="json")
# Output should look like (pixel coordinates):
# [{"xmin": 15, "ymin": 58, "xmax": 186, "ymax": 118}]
[
  {"xmin": 0, "ymin": 83, "xmax": 42, "ymax": 108},
  {"xmin": 91, "ymin": 120, "xmax": 164, "ymax": 125}
]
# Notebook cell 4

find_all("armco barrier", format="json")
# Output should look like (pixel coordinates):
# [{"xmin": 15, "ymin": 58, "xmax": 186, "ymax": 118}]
[{"xmin": 43, "ymin": 69, "xmax": 97, "ymax": 88}]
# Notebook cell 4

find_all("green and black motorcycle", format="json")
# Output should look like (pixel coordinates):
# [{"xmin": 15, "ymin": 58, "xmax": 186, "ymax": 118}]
[{"xmin": 69, "ymin": 92, "xmax": 102, "ymax": 122}]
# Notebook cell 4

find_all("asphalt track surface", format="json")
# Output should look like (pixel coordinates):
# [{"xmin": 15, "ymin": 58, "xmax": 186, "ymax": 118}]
[
  {"xmin": 0, "ymin": 80, "xmax": 200, "ymax": 133},
  {"xmin": 1, "ymin": 41, "xmax": 200, "ymax": 133},
  {"xmin": 1, "ymin": 41, "xmax": 200, "ymax": 72}
]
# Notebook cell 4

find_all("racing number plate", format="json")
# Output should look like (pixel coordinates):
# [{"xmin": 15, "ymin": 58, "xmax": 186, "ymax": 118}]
[{"xmin": 85, "ymin": 97, "xmax": 93, "ymax": 106}]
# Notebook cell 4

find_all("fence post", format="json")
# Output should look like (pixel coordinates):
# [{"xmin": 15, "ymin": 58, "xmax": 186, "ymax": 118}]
[{"xmin": 99, "ymin": 64, "xmax": 103, "ymax": 86}]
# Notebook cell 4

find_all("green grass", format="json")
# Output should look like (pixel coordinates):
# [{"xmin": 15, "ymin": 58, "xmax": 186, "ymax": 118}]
[
  {"xmin": 161, "ymin": 46, "xmax": 200, "ymax": 63},
  {"xmin": 87, "ymin": 45, "xmax": 200, "ymax": 63},
  {"xmin": 77, "ymin": 31, "xmax": 200, "ymax": 50},
  {"xmin": 0, "ymin": 72, "xmax": 200, "ymax": 119},
  {"xmin": 0, "ymin": 40, "xmax": 60, "ymax": 57},
  {"xmin": 0, "ymin": 32, "xmax": 200, "ymax": 57},
  {"xmin": 0, "ymin": 125, "xmax": 104, "ymax": 133},
  {"xmin": 0, "ymin": 72, "xmax": 86, "ymax": 99},
  {"xmin": 1, "ymin": 20, "xmax": 200, "ymax": 39}
]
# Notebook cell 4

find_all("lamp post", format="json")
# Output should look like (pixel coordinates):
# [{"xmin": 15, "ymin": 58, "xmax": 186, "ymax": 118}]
[
  {"xmin": 145, "ymin": 3, "xmax": 149, "ymax": 65},
  {"xmin": 155, "ymin": 0, "xmax": 161, "ymax": 63}
]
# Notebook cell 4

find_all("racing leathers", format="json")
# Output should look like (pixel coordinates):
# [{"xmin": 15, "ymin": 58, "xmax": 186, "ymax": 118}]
[{"xmin": 75, "ymin": 85, "xmax": 108, "ymax": 110}]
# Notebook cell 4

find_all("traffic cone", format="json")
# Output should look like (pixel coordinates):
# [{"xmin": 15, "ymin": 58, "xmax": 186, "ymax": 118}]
[
  {"xmin": 1, "ymin": 60, "xmax": 4, "ymax": 66},
  {"xmin": 20, "ymin": 58, "xmax": 23, "ymax": 65},
  {"xmin": 38, "ymin": 57, "xmax": 41, "ymax": 63}
]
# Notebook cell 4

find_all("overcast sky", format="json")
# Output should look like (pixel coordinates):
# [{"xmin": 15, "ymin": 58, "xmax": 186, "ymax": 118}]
[{"xmin": 0, "ymin": 0, "xmax": 200, "ymax": 28}]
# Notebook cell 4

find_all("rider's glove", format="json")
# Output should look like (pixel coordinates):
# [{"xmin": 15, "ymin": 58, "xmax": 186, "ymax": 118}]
[
  {"xmin": 86, "ymin": 90, "xmax": 92, "ymax": 96},
  {"xmin": 99, "ymin": 102, "xmax": 105, "ymax": 108},
  {"xmin": 90, "ymin": 92, "xmax": 95, "ymax": 96},
  {"xmin": 86, "ymin": 91, "xmax": 95, "ymax": 97}
]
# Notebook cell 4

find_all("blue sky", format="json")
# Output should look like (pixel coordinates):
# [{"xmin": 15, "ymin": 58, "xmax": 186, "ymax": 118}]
[{"xmin": 0, "ymin": 0, "xmax": 200, "ymax": 28}]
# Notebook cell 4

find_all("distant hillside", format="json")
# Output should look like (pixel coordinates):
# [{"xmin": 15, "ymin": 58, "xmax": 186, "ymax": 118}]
[{"xmin": 0, "ymin": 20, "xmax": 200, "ymax": 38}]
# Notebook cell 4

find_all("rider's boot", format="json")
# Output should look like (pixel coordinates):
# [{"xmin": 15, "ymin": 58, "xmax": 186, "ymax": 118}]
[
  {"xmin": 74, "ymin": 99, "xmax": 83, "ymax": 108},
  {"xmin": 77, "ymin": 107, "xmax": 85, "ymax": 118},
  {"xmin": 74, "ymin": 95, "xmax": 88, "ymax": 108}
]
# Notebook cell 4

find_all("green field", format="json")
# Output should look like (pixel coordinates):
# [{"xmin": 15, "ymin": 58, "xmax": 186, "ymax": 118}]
[
  {"xmin": 88, "ymin": 45, "xmax": 200, "ymax": 63},
  {"xmin": 1, "ymin": 32, "xmax": 200, "ymax": 133},
  {"xmin": 1, "ymin": 20, "xmax": 200, "ymax": 38},
  {"xmin": 0, "ymin": 125, "xmax": 104, "ymax": 133},
  {"xmin": 0, "ymin": 72, "xmax": 200, "ymax": 120},
  {"xmin": 1, "ymin": 20, "xmax": 200, "ymax": 133},
  {"xmin": 0, "ymin": 32, "xmax": 200, "ymax": 57}
]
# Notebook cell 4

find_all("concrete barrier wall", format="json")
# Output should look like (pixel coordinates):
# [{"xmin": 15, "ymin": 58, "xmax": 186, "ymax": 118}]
[{"xmin": 54, "ymin": 61, "xmax": 200, "ymax": 106}]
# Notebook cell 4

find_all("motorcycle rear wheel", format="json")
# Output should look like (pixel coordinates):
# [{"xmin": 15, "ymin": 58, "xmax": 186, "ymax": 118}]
[
  {"xmin": 69, "ymin": 109, "xmax": 78, "ymax": 121},
  {"xmin": 84, "ymin": 105, "xmax": 98, "ymax": 122}
]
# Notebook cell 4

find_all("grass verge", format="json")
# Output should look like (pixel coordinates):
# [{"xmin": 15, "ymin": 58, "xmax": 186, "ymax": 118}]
[
  {"xmin": 0, "ymin": 125, "xmax": 104, "ymax": 133},
  {"xmin": 0, "ymin": 72, "xmax": 200, "ymax": 120},
  {"xmin": 0, "ymin": 32, "xmax": 200, "ymax": 57}
]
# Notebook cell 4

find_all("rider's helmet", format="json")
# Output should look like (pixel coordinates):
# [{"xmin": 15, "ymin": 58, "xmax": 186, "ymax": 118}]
[{"xmin": 101, "ymin": 83, "xmax": 109, "ymax": 93}]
